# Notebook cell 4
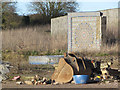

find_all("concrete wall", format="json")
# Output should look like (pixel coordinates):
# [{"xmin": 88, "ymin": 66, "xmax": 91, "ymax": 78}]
[
  {"xmin": 100, "ymin": 8, "xmax": 118, "ymax": 34},
  {"xmin": 51, "ymin": 16, "xmax": 68, "ymax": 39},
  {"xmin": 51, "ymin": 8, "xmax": 119, "ymax": 51},
  {"xmin": 51, "ymin": 8, "xmax": 119, "ymax": 38},
  {"xmin": 100, "ymin": 8, "xmax": 119, "ymax": 46}
]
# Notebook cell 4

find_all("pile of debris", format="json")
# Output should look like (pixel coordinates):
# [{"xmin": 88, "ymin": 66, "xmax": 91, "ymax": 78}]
[
  {"xmin": 0, "ymin": 61, "xmax": 13, "ymax": 82},
  {"xmin": 1, "ymin": 53, "xmax": 120, "ymax": 85},
  {"xmin": 15, "ymin": 75, "xmax": 58, "ymax": 85},
  {"xmin": 23, "ymin": 52, "xmax": 119, "ymax": 85},
  {"xmin": 51, "ymin": 52, "xmax": 100, "ymax": 84},
  {"xmin": 51, "ymin": 53, "xmax": 120, "ymax": 84},
  {"xmin": 99, "ymin": 60, "xmax": 120, "ymax": 83}
]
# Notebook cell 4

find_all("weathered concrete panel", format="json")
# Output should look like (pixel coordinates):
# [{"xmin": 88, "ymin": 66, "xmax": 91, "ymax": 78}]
[
  {"xmin": 29, "ymin": 55, "xmax": 64, "ymax": 64},
  {"xmin": 100, "ymin": 8, "xmax": 119, "ymax": 39},
  {"xmin": 67, "ymin": 12, "xmax": 102, "ymax": 17},
  {"xmin": 100, "ymin": 8, "xmax": 119, "ymax": 46},
  {"xmin": 51, "ymin": 16, "xmax": 68, "ymax": 38}
]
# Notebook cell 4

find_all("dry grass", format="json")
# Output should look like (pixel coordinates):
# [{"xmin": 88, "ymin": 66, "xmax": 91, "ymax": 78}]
[
  {"xmin": 1, "ymin": 25, "xmax": 118, "ymax": 76},
  {"xmin": 101, "ymin": 43, "xmax": 118, "ymax": 54},
  {"xmin": 2, "ymin": 25, "xmax": 67, "ymax": 75},
  {"xmin": 2, "ymin": 24, "xmax": 118, "ymax": 56},
  {"xmin": 2, "ymin": 25, "xmax": 67, "ymax": 52}
]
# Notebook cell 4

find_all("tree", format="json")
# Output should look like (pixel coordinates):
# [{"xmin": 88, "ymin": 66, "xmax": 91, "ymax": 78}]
[
  {"xmin": 30, "ymin": 1, "xmax": 79, "ymax": 24},
  {"xmin": 2, "ymin": 2, "xmax": 16, "ymax": 13},
  {"xmin": 22, "ymin": 16, "xmax": 30, "ymax": 26},
  {"xmin": 2, "ymin": 2, "xmax": 18, "ymax": 29}
]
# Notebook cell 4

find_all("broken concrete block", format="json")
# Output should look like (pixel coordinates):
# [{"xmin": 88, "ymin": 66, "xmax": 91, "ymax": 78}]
[
  {"xmin": 114, "ymin": 80, "xmax": 118, "ymax": 83},
  {"xmin": 34, "ymin": 75, "xmax": 40, "ymax": 81},
  {"xmin": 105, "ymin": 81, "xmax": 110, "ymax": 84},
  {"xmin": 0, "ymin": 74, "xmax": 8, "ymax": 81},
  {"xmin": 43, "ymin": 82, "xmax": 46, "ymax": 85},
  {"xmin": 38, "ymin": 80, "xmax": 42, "ymax": 84},
  {"xmin": 16, "ymin": 81, "xmax": 23, "ymax": 85},
  {"xmin": 101, "ymin": 68, "xmax": 109, "ymax": 75},
  {"xmin": 0, "ymin": 64, "xmax": 9, "ymax": 74},
  {"xmin": 34, "ymin": 81, "xmax": 38, "ymax": 85},
  {"xmin": 53, "ymin": 82, "xmax": 59, "ymax": 85},
  {"xmin": 29, "ymin": 55, "xmax": 64, "ymax": 65},
  {"xmin": 100, "ymin": 63, "xmax": 109, "ymax": 69},
  {"xmin": 71, "ymin": 80, "xmax": 75, "ymax": 84},
  {"xmin": 24, "ymin": 81, "xmax": 33, "ymax": 85}
]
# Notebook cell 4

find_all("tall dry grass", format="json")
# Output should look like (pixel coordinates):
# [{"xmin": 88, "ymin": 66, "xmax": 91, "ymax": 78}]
[
  {"xmin": 101, "ymin": 43, "xmax": 118, "ymax": 54},
  {"xmin": 2, "ymin": 25, "xmax": 67, "ymax": 52},
  {"xmin": 2, "ymin": 24, "xmax": 118, "ymax": 55}
]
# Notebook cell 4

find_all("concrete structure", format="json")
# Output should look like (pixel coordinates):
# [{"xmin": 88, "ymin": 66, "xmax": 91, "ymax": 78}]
[
  {"xmin": 29, "ymin": 55, "xmax": 64, "ymax": 65},
  {"xmin": 51, "ymin": 16, "xmax": 68, "ymax": 38},
  {"xmin": 51, "ymin": 8, "xmax": 119, "ymax": 52},
  {"xmin": 68, "ymin": 12, "xmax": 102, "ymax": 52},
  {"xmin": 100, "ymin": 8, "xmax": 118, "ymax": 34},
  {"xmin": 100, "ymin": 8, "xmax": 119, "ymax": 44}
]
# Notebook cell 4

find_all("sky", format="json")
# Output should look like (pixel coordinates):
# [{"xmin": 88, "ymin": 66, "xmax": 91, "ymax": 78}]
[
  {"xmin": 15, "ymin": 2, "xmax": 33, "ymax": 15},
  {"xmin": 79, "ymin": 2, "xmax": 118, "ymax": 11},
  {"xmin": 15, "ymin": 0, "xmax": 119, "ymax": 16}
]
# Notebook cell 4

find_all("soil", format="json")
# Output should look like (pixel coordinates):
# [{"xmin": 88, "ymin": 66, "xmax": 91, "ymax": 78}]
[{"xmin": 2, "ymin": 81, "xmax": 119, "ymax": 88}]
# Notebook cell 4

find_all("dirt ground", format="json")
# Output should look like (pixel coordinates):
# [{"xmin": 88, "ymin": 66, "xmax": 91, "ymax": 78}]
[
  {"xmin": 1, "ymin": 55, "xmax": 119, "ymax": 89},
  {"xmin": 2, "ymin": 81, "xmax": 119, "ymax": 88}
]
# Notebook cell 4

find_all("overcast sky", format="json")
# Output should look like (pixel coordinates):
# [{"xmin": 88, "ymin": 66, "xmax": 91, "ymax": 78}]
[{"xmin": 15, "ymin": 0, "xmax": 119, "ymax": 16}]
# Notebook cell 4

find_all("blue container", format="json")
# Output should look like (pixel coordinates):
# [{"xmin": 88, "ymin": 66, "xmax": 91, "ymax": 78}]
[{"xmin": 73, "ymin": 75, "xmax": 89, "ymax": 84}]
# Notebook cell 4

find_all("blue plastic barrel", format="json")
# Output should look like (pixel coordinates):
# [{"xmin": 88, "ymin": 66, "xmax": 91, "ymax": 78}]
[{"xmin": 73, "ymin": 75, "xmax": 89, "ymax": 84}]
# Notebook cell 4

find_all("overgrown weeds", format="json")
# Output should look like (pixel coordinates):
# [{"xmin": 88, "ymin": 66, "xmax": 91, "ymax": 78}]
[
  {"xmin": 2, "ymin": 24, "xmax": 67, "ymax": 52},
  {"xmin": 2, "ymin": 25, "xmax": 118, "ymax": 61}
]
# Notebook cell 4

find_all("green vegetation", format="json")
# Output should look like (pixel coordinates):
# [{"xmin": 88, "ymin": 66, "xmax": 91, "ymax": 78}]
[
  {"xmin": 95, "ymin": 53, "xmax": 109, "ymax": 56},
  {"xmin": 2, "ymin": 49, "xmax": 66, "ymax": 62}
]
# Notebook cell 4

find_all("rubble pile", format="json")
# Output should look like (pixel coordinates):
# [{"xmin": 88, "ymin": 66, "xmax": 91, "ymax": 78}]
[
  {"xmin": 1, "ymin": 53, "xmax": 120, "ymax": 85},
  {"xmin": 0, "ymin": 61, "xmax": 12, "ymax": 82},
  {"xmin": 51, "ymin": 53, "xmax": 120, "ymax": 84},
  {"xmin": 16, "ymin": 75, "xmax": 56, "ymax": 85},
  {"xmin": 51, "ymin": 52, "xmax": 96, "ymax": 84},
  {"xmin": 16, "ymin": 53, "xmax": 120, "ymax": 85},
  {"xmin": 99, "ymin": 60, "xmax": 120, "ymax": 83}
]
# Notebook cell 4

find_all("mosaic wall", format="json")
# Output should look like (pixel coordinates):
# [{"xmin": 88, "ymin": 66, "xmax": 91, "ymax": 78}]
[{"xmin": 68, "ymin": 12, "xmax": 102, "ymax": 52}]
